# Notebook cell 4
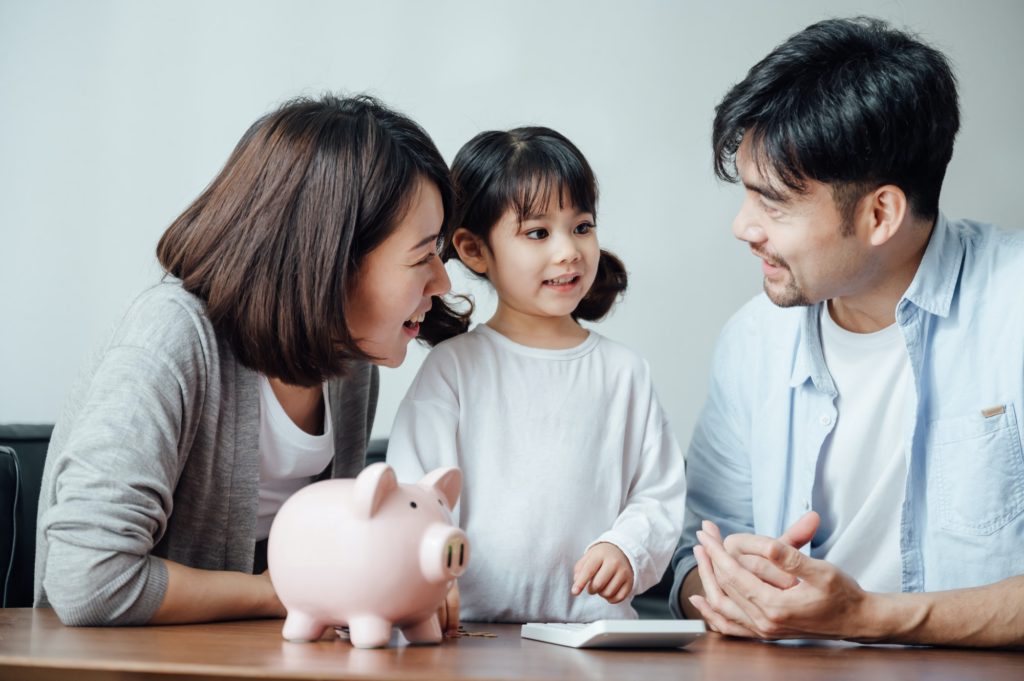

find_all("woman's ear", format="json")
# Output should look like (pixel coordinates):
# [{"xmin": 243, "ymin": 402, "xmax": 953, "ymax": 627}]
[{"xmin": 452, "ymin": 228, "xmax": 489, "ymax": 275}]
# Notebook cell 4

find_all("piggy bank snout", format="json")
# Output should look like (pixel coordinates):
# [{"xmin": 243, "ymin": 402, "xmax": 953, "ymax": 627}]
[{"xmin": 420, "ymin": 524, "xmax": 470, "ymax": 583}]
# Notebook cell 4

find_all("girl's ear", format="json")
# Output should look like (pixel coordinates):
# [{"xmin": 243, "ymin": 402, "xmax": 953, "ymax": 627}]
[{"xmin": 452, "ymin": 228, "xmax": 489, "ymax": 275}]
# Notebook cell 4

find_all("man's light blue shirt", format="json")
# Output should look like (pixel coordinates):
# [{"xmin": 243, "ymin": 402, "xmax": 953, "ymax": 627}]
[{"xmin": 670, "ymin": 214, "xmax": 1024, "ymax": 616}]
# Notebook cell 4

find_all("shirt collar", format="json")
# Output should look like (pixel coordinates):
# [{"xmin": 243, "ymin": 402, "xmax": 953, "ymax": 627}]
[
  {"xmin": 789, "ymin": 302, "xmax": 833, "ymax": 392},
  {"xmin": 900, "ymin": 212, "xmax": 964, "ymax": 319},
  {"xmin": 788, "ymin": 212, "xmax": 963, "ymax": 390}
]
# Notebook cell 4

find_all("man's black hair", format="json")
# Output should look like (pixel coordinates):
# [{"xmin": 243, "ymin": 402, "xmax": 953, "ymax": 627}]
[{"xmin": 713, "ymin": 16, "xmax": 960, "ymax": 222}]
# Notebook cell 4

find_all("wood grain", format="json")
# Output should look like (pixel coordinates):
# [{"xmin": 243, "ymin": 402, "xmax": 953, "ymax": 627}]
[{"xmin": 1, "ymin": 608, "xmax": 1020, "ymax": 681}]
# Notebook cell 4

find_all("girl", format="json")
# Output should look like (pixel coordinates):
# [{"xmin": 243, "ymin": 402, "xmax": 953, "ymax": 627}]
[
  {"xmin": 387, "ymin": 127, "xmax": 685, "ymax": 622},
  {"xmin": 34, "ymin": 95, "xmax": 463, "ymax": 628}
]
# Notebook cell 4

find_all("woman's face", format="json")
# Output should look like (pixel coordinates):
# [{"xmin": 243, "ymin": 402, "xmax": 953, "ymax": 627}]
[{"xmin": 346, "ymin": 177, "xmax": 451, "ymax": 367}]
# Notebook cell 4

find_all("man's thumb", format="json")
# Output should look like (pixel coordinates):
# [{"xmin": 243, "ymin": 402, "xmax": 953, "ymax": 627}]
[{"xmin": 779, "ymin": 511, "xmax": 820, "ymax": 549}]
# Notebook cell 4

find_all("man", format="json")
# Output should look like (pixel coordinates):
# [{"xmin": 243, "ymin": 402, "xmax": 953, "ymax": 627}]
[{"xmin": 671, "ymin": 16, "xmax": 1024, "ymax": 647}]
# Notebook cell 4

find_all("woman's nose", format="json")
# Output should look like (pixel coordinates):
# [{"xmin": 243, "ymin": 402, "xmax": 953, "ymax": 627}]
[{"xmin": 427, "ymin": 256, "xmax": 451, "ymax": 297}]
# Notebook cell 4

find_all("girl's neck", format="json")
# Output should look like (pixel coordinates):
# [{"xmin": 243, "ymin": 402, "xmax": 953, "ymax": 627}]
[{"xmin": 486, "ymin": 305, "xmax": 588, "ymax": 349}]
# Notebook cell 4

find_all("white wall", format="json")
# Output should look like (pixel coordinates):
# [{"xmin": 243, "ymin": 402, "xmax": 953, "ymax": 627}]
[{"xmin": 2, "ymin": 0, "xmax": 1022, "ymax": 443}]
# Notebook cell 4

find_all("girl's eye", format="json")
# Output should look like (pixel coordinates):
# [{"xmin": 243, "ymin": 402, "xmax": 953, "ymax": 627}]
[
  {"xmin": 525, "ymin": 228, "xmax": 549, "ymax": 240},
  {"xmin": 416, "ymin": 253, "xmax": 436, "ymax": 266},
  {"xmin": 574, "ymin": 222, "xmax": 595, "ymax": 235}
]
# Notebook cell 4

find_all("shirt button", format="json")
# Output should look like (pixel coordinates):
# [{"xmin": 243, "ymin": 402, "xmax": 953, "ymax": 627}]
[{"xmin": 819, "ymin": 414, "xmax": 832, "ymax": 427}]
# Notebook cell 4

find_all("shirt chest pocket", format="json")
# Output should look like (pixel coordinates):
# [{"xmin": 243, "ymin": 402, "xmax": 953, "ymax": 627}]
[{"xmin": 927, "ymin": 402, "xmax": 1024, "ymax": 536}]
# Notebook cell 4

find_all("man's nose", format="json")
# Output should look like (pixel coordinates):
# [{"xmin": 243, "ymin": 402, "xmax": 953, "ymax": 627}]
[{"xmin": 732, "ymin": 199, "xmax": 767, "ymax": 244}]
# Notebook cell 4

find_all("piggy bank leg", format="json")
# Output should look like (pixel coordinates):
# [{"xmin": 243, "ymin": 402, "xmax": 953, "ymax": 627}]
[
  {"xmin": 348, "ymin": 615, "xmax": 394, "ymax": 649},
  {"xmin": 401, "ymin": 613, "xmax": 443, "ymax": 645},
  {"xmin": 282, "ymin": 611, "xmax": 327, "ymax": 642}
]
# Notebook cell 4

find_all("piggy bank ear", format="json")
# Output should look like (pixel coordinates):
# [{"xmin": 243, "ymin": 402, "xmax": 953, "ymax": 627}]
[
  {"xmin": 353, "ymin": 462, "xmax": 398, "ymax": 519},
  {"xmin": 417, "ymin": 467, "xmax": 462, "ymax": 510}
]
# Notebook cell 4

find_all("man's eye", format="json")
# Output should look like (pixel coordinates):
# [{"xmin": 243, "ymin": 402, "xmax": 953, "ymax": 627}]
[
  {"xmin": 526, "ymin": 228, "xmax": 549, "ymax": 240},
  {"xmin": 574, "ymin": 222, "xmax": 595, "ymax": 235},
  {"xmin": 760, "ymin": 199, "xmax": 783, "ymax": 218}
]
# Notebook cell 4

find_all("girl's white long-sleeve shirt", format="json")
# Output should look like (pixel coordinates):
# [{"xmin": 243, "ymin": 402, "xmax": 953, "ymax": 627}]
[{"xmin": 386, "ymin": 324, "xmax": 685, "ymax": 623}]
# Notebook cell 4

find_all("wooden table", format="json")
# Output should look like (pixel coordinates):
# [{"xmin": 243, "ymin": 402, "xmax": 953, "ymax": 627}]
[{"xmin": 0, "ymin": 608, "xmax": 1020, "ymax": 681}]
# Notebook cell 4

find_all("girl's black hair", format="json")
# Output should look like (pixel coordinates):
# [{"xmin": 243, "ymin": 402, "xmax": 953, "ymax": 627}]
[{"xmin": 426, "ymin": 126, "xmax": 626, "ymax": 342}]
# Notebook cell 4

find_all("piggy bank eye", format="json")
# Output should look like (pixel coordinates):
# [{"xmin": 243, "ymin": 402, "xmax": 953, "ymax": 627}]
[
  {"xmin": 437, "ymin": 499, "xmax": 443, "ymax": 506},
  {"xmin": 409, "ymin": 501, "xmax": 418, "ymax": 509}
]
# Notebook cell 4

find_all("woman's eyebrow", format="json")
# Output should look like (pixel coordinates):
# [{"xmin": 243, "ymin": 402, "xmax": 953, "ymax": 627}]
[{"xmin": 408, "ymin": 232, "xmax": 441, "ymax": 252}]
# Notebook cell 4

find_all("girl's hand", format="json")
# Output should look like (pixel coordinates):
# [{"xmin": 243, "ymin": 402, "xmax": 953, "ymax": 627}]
[
  {"xmin": 437, "ymin": 581, "xmax": 460, "ymax": 636},
  {"xmin": 571, "ymin": 542, "xmax": 634, "ymax": 604}
]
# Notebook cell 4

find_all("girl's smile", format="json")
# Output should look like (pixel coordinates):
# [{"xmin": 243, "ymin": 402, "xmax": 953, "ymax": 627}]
[{"xmin": 543, "ymin": 272, "xmax": 583, "ymax": 292}]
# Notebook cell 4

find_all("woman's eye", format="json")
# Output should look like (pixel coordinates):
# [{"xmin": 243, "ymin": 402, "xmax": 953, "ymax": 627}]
[
  {"xmin": 574, "ymin": 222, "xmax": 594, "ymax": 235},
  {"xmin": 526, "ymin": 228, "xmax": 549, "ymax": 240},
  {"xmin": 417, "ymin": 253, "xmax": 436, "ymax": 266}
]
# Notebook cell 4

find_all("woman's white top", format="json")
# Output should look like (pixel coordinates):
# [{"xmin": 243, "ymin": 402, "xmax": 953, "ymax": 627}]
[{"xmin": 255, "ymin": 376, "xmax": 334, "ymax": 541}]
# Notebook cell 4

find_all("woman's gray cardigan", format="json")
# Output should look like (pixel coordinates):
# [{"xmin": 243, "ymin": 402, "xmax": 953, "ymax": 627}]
[{"xmin": 33, "ymin": 280, "xmax": 379, "ymax": 625}]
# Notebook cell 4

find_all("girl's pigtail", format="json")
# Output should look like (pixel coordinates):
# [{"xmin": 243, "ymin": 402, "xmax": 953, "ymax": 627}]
[
  {"xmin": 417, "ymin": 294, "xmax": 474, "ymax": 346},
  {"xmin": 572, "ymin": 249, "xmax": 627, "ymax": 322}
]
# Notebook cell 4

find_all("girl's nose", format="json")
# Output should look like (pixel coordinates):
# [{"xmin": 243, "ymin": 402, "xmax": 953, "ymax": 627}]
[{"xmin": 554, "ymin": 233, "xmax": 582, "ymax": 264}]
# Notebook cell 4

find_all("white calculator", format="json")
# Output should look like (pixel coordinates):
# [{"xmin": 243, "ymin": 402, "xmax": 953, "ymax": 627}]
[{"xmin": 520, "ymin": 619, "xmax": 706, "ymax": 649}]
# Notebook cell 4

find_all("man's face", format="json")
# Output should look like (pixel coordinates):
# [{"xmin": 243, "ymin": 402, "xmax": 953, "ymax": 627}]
[{"xmin": 731, "ymin": 138, "xmax": 874, "ymax": 307}]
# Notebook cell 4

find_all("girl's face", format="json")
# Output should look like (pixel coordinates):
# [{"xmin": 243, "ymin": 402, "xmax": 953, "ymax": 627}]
[
  {"xmin": 460, "ymin": 194, "xmax": 600, "ymax": 326},
  {"xmin": 346, "ymin": 177, "xmax": 451, "ymax": 367}
]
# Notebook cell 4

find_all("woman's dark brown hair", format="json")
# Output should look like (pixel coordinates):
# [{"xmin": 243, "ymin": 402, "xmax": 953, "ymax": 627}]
[
  {"xmin": 157, "ymin": 94, "xmax": 455, "ymax": 385},
  {"xmin": 440, "ymin": 126, "xmax": 627, "ymax": 338}
]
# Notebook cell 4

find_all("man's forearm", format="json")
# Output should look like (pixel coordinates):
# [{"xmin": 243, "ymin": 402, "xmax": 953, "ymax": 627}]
[
  {"xmin": 678, "ymin": 566, "xmax": 705, "ymax": 619},
  {"xmin": 864, "ymin": 575, "xmax": 1024, "ymax": 648}
]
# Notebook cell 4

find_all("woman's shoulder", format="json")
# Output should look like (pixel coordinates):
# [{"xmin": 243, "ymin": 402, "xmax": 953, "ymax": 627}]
[{"xmin": 106, "ymin": 278, "xmax": 221, "ymax": 371}]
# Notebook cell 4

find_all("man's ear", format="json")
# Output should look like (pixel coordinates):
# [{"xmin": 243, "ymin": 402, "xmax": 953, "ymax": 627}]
[
  {"xmin": 865, "ymin": 184, "xmax": 908, "ymax": 247},
  {"xmin": 452, "ymin": 228, "xmax": 489, "ymax": 275}
]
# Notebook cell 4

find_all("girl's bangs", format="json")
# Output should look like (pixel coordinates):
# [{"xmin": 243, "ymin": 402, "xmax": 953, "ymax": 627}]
[{"xmin": 503, "ymin": 146, "xmax": 597, "ymax": 221}]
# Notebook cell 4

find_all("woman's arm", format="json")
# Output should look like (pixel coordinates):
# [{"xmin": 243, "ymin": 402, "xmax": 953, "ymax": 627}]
[{"xmin": 149, "ymin": 560, "xmax": 285, "ymax": 624}]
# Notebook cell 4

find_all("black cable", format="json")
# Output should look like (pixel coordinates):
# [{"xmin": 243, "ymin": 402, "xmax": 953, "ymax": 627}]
[{"xmin": 2, "ymin": 449, "xmax": 20, "ymax": 608}]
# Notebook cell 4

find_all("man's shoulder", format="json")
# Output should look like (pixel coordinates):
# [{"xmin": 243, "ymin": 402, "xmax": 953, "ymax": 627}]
[
  {"xmin": 955, "ymin": 217, "xmax": 1024, "ymax": 278},
  {"xmin": 704, "ymin": 294, "xmax": 807, "ymax": 389},
  {"xmin": 719, "ymin": 293, "xmax": 805, "ymax": 348}
]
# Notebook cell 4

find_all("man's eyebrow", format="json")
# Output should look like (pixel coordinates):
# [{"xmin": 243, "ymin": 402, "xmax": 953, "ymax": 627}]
[
  {"xmin": 409, "ymin": 232, "xmax": 441, "ymax": 251},
  {"xmin": 743, "ymin": 179, "xmax": 790, "ymax": 204}
]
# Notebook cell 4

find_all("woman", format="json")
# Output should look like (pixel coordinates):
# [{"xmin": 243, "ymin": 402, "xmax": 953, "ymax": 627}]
[{"xmin": 34, "ymin": 94, "xmax": 461, "ymax": 628}]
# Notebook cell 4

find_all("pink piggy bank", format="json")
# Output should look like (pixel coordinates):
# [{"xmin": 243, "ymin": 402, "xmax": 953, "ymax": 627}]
[{"xmin": 268, "ymin": 462, "xmax": 469, "ymax": 648}]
